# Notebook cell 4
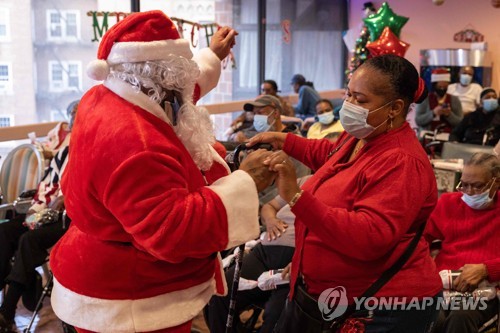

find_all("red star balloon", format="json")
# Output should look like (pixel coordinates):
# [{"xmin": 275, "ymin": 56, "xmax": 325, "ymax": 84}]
[
  {"xmin": 363, "ymin": 2, "xmax": 409, "ymax": 41},
  {"xmin": 366, "ymin": 27, "xmax": 410, "ymax": 57}
]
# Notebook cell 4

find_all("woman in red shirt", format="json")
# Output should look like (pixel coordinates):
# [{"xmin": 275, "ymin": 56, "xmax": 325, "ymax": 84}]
[{"xmin": 248, "ymin": 54, "xmax": 442, "ymax": 332}]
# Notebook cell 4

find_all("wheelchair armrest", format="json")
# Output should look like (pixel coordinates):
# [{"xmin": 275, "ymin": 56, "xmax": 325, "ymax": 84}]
[
  {"xmin": 19, "ymin": 189, "xmax": 37, "ymax": 199},
  {"xmin": 13, "ymin": 199, "xmax": 33, "ymax": 214}
]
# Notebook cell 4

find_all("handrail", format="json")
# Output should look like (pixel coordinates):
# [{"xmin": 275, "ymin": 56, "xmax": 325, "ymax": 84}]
[{"xmin": 0, "ymin": 89, "xmax": 345, "ymax": 143}]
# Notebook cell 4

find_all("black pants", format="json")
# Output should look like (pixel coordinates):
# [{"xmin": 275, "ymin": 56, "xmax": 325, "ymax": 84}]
[
  {"xmin": 205, "ymin": 243, "xmax": 294, "ymax": 333},
  {"xmin": 0, "ymin": 215, "xmax": 67, "ymax": 287},
  {"xmin": 435, "ymin": 297, "xmax": 499, "ymax": 333}
]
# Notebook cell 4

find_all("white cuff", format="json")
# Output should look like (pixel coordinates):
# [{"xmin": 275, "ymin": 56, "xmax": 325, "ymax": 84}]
[
  {"xmin": 208, "ymin": 170, "xmax": 260, "ymax": 249},
  {"xmin": 193, "ymin": 48, "xmax": 222, "ymax": 98}
]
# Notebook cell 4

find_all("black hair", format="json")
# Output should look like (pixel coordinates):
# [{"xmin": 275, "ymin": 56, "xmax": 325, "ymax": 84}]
[
  {"xmin": 316, "ymin": 99, "xmax": 333, "ymax": 109},
  {"xmin": 363, "ymin": 54, "xmax": 428, "ymax": 107},
  {"xmin": 263, "ymin": 79, "xmax": 278, "ymax": 92},
  {"xmin": 305, "ymin": 81, "xmax": 315, "ymax": 88}
]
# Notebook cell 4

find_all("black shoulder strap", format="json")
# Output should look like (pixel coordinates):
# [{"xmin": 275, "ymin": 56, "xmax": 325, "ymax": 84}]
[{"xmin": 331, "ymin": 223, "xmax": 426, "ymax": 328}]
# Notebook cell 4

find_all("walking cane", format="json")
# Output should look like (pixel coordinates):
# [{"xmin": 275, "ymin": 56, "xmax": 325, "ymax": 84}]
[{"xmin": 224, "ymin": 143, "xmax": 272, "ymax": 333}]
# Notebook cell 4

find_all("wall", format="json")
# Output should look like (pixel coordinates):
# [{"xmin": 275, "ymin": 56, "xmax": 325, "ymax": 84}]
[{"xmin": 348, "ymin": 0, "xmax": 500, "ymax": 90}]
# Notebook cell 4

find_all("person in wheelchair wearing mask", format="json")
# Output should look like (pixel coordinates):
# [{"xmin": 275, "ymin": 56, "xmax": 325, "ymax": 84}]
[
  {"xmin": 447, "ymin": 66, "xmax": 483, "ymax": 116},
  {"xmin": 415, "ymin": 68, "xmax": 463, "ymax": 134},
  {"xmin": 306, "ymin": 99, "xmax": 344, "ymax": 140},
  {"xmin": 425, "ymin": 152, "xmax": 499, "ymax": 333},
  {"xmin": 247, "ymin": 54, "xmax": 442, "ymax": 332}
]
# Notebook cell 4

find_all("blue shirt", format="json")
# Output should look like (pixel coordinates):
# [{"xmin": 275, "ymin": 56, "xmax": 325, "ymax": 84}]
[{"xmin": 294, "ymin": 85, "xmax": 321, "ymax": 120}]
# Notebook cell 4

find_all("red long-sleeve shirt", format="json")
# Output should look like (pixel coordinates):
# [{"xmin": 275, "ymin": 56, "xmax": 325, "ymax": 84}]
[
  {"xmin": 424, "ymin": 191, "xmax": 500, "ymax": 282},
  {"xmin": 284, "ymin": 122, "xmax": 442, "ymax": 301}
]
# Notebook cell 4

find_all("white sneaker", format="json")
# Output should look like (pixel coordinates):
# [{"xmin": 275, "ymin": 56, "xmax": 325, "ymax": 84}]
[{"xmin": 257, "ymin": 270, "xmax": 290, "ymax": 291}]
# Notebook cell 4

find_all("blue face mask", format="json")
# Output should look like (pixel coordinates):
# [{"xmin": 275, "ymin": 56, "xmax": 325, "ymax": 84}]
[
  {"xmin": 253, "ymin": 112, "xmax": 276, "ymax": 132},
  {"xmin": 460, "ymin": 74, "xmax": 472, "ymax": 86},
  {"xmin": 318, "ymin": 111, "xmax": 335, "ymax": 125},
  {"xmin": 461, "ymin": 190, "xmax": 494, "ymax": 210},
  {"xmin": 483, "ymin": 98, "xmax": 499, "ymax": 112},
  {"xmin": 339, "ymin": 100, "xmax": 391, "ymax": 139}
]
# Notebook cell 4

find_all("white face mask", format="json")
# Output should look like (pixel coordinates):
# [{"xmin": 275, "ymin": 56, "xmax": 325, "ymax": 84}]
[
  {"xmin": 318, "ymin": 111, "xmax": 334, "ymax": 125},
  {"xmin": 339, "ymin": 100, "xmax": 391, "ymax": 139},
  {"xmin": 460, "ymin": 74, "xmax": 472, "ymax": 86},
  {"xmin": 461, "ymin": 179, "xmax": 496, "ymax": 210},
  {"xmin": 253, "ymin": 112, "xmax": 276, "ymax": 132}
]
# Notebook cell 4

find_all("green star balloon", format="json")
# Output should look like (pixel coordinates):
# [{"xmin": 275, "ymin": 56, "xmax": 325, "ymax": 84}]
[{"xmin": 363, "ymin": 2, "xmax": 409, "ymax": 41}]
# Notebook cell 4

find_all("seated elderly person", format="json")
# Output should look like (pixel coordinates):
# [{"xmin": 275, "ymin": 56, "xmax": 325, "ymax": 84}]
[
  {"xmin": 449, "ymin": 87, "xmax": 500, "ymax": 146},
  {"xmin": 206, "ymin": 176, "xmax": 310, "ymax": 333},
  {"xmin": 415, "ymin": 68, "xmax": 463, "ymax": 134},
  {"xmin": 306, "ymin": 99, "xmax": 344, "ymax": 141},
  {"xmin": 0, "ymin": 101, "xmax": 78, "ymax": 332},
  {"xmin": 424, "ymin": 152, "xmax": 499, "ymax": 333}
]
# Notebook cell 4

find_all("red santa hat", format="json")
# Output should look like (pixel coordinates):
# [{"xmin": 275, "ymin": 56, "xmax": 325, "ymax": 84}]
[
  {"xmin": 431, "ymin": 68, "xmax": 451, "ymax": 83},
  {"xmin": 87, "ymin": 10, "xmax": 193, "ymax": 81}
]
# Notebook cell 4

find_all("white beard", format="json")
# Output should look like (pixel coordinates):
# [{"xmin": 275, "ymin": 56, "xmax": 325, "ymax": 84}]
[{"xmin": 174, "ymin": 101, "xmax": 215, "ymax": 171}]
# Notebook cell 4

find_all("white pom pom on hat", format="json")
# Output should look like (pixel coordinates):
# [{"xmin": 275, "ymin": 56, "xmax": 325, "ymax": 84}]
[
  {"xmin": 87, "ymin": 60, "xmax": 110, "ymax": 81},
  {"xmin": 86, "ymin": 10, "xmax": 193, "ymax": 81}
]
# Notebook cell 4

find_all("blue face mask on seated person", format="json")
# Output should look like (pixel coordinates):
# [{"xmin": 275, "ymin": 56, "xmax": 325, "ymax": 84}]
[
  {"xmin": 483, "ymin": 98, "xmax": 499, "ymax": 112},
  {"xmin": 253, "ymin": 111, "xmax": 276, "ymax": 132},
  {"xmin": 461, "ymin": 178, "xmax": 496, "ymax": 210},
  {"xmin": 318, "ymin": 111, "xmax": 334, "ymax": 125}
]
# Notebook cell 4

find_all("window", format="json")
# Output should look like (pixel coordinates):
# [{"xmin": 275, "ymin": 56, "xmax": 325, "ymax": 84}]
[
  {"xmin": 49, "ymin": 61, "xmax": 82, "ymax": 91},
  {"xmin": 0, "ymin": 115, "xmax": 14, "ymax": 127},
  {"xmin": 47, "ymin": 10, "xmax": 80, "ymax": 41},
  {"xmin": 0, "ymin": 63, "xmax": 12, "ymax": 93},
  {"xmin": 0, "ymin": 8, "xmax": 10, "ymax": 41},
  {"xmin": 51, "ymin": 110, "xmax": 67, "ymax": 122}
]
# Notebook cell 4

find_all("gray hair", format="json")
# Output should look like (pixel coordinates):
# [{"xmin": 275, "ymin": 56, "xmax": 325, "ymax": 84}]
[{"xmin": 465, "ymin": 152, "xmax": 500, "ymax": 178}]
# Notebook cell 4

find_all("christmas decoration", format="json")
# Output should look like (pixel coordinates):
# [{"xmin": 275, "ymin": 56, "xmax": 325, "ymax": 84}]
[
  {"xmin": 433, "ymin": 0, "xmax": 445, "ymax": 5},
  {"xmin": 345, "ymin": 26, "xmax": 371, "ymax": 82},
  {"xmin": 87, "ymin": 11, "xmax": 236, "ymax": 68},
  {"xmin": 363, "ymin": 2, "xmax": 409, "ymax": 41},
  {"xmin": 453, "ymin": 26, "xmax": 484, "ymax": 43},
  {"xmin": 281, "ymin": 19, "xmax": 292, "ymax": 44},
  {"xmin": 366, "ymin": 27, "xmax": 410, "ymax": 57}
]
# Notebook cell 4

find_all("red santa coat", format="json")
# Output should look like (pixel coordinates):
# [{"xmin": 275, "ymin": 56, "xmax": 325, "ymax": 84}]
[{"xmin": 50, "ymin": 50, "xmax": 260, "ymax": 332}]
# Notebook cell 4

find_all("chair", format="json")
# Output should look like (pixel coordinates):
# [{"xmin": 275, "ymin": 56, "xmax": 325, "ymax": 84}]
[
  {"xmin": 0, "ymin": 144, "xmax": 44, "ymax": 220},
  {"xmin": 441, "ymin": 142, "xmax": 494, "ymax": 160}
]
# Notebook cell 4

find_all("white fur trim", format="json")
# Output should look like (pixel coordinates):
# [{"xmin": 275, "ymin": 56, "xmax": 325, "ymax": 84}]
[
  {"xmin": 104, "ymin": 77, "xmax": 172, "ymax": 125},
  {"xmin": 87, "ymin": 59, "xmax": 110, "ymax": 81},
  {"xmin": 215, "ymin": 252, "xmax": 228, "ymax": 296},
  {"xmin": 208, "ymin": 170, "xmax": 260, "ymax": 249},
  {"xmin": 192, "ymin": 48, "xmax": 222, "ymax": 98},
  {"xmin": 107, "ymin": 39, "xmax": 193, "ymax": 65},
  {"xmin": 51, "ymin": 277, "xmax": 215, "ymax": 332},
  {"xmin": 431, "ymin": 73, "xmax": 450, "ymax": 82},
  {"xmin": 209, "ymin": 144, "xmax": 231, "ymax": 175}
]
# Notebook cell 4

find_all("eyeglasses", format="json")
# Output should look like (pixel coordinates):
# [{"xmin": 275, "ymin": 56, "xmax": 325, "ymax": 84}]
[{"xmin": 456, "ymin": 177, "xmax": 496, "ymax": 193}]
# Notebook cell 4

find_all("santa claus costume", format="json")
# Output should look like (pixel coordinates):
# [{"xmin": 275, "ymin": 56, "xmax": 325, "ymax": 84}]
[{"xmin": 49, "ymin": 10, "xmax": 260, "ymax": 333}]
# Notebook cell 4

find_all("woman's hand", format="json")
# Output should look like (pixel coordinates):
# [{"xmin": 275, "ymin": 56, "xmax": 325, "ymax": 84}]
[
  {"xmin": 264, "ymin": 151, "xmax": 301, "ymax": 203},
  {"xmin": 246, "ymin": 132, "xmax": 288, "ymax": 151},
  {"xmin": 264, "ymin": 217, "xmax": 288, "ymax": 241},
  {"xmin": 453, "ymin": 264, "xmax": 488, "ymax": 292},
  {"xmin": 281, "ymin": 263, "xmax": 292, "ymax": 280},
  {"xmin": 239, "ymin": 149, "xmax": 276, "ymax": 192}
]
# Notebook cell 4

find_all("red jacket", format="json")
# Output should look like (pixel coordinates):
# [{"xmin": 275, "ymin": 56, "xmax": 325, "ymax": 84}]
[
  {"xmin": 425, "ymin": 191, "xmax": 500, "ymax": 282},
  {"xmin": 284, "ymin": 123, "xmax": 442, "ymax": 301}
]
